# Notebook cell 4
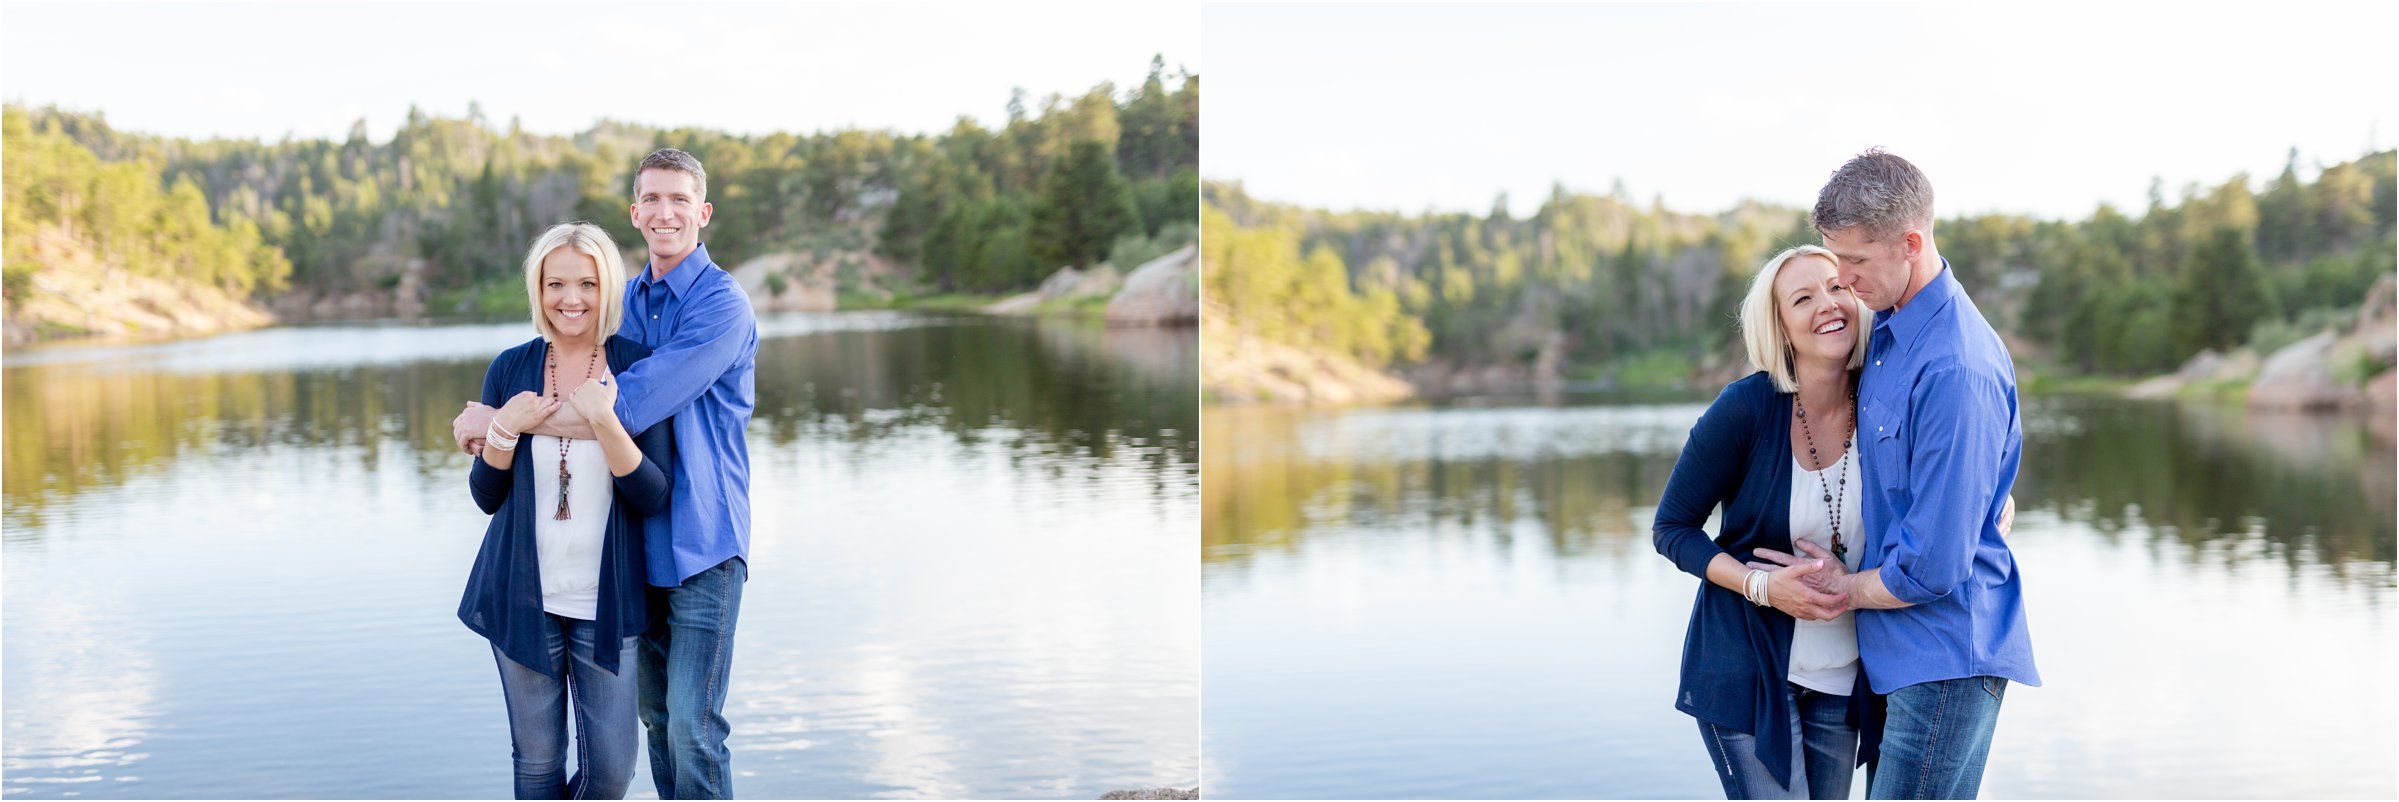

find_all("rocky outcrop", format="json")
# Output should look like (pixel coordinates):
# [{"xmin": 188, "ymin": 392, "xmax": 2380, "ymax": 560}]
[
  {"xmin": 2248, "ymin": 331, "xmax": 2353, "ymax": 410},
  {"xmin": 2125, "ymin": 347, "xmax": 2261, "ymax": 399},
  {"xmin": 2247, "ymin": 274, "xmax": 2396, "ymax": 412},
  {"xmin": 1040, "ymin": 264, "xmax": 1122, "ymax": 300},
  {"xmin": 728, "ymin": 252, "xmax": 835, "ymax": 313},
  {"xmin": 1407, "ymin": 333, "xmax": 1577, "ymax": 395},
  {"xmin": 1104, "ymin": 246, "xmax": 1198, "ymax": 326},
  {"xmin": 266, "ymin": 289, "xmax": 399, "ymax": 323},
  {"xmin": 1407, "ymin": 360, "xmax": 1541, "ymax": 395},
  {"xmin": 1202, "ymin": 303, "xmax": 1412, "ymax": 405},
  {"xmin": 986, "ymin": 263, "xmax": 1125, "ymax": 316},
  {"xmin": 983, "ymin": 291, "xmax": 1045, "ymax": 315},
  {"xmin": 4, "ymin": 231, "xmax": 274, "ymax": 346},
  {"xmin": 2351, "ymin": 273, "xmax": 2397, "ymax": 371}
]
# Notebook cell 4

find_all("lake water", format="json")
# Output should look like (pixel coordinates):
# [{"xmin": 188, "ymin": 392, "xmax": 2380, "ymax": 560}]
[
  {"xmin": 2, "ymin": 313, "xmax": 1199, "ymax": 799},
  {"xmin": 1201, "ymin": 393, "xmax": 2396, "ymax": 799}
]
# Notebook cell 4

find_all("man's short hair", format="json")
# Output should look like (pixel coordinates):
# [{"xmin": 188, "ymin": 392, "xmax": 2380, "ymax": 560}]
[
  {"xmin": 1811, "ymin": 147, "xmax": 1934, "ymax": 242},
  {"xmin": 633, "ymin": 147, "xmax": 708, "ymax": 202}
]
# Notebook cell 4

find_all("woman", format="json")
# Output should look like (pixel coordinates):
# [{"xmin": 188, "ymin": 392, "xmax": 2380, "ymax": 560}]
[
  {"xmin": 1651, "ymin": 245, "xmax": 1877, "ymax": 800},
  {"xmin": 459, "ymin": 222, "xmax": 673, "ymax": 799}
]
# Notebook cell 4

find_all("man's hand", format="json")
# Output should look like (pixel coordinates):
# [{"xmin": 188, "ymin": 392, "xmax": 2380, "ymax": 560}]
[
  {"xmin": 453, "ymin": 402, "xmax": 498, "ymax": 456},
  {"xmin": 1762, "ymin": 559, "xmax": 1850, "ymax": 621},
  {"xmin": 1999, "ymin": 494, "xmax": 2016, "ymax": 538},
  {"xmin": 1750, "ymin": 541, "xmax": 1848, "ymax": 596}
]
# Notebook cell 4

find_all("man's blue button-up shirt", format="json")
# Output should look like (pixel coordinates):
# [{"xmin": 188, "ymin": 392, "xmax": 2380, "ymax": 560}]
[
  {"xmin": 613, "ymin": 242, "xmax": 757, "ymax": 587},
  {"xmin": 1856, "ymin": 261, "xmax": 2041, "ymax": 694}
]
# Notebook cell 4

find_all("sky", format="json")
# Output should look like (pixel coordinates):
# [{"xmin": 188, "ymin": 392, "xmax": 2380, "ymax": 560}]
[
  {"xmin": 1204, "ymin": 2, "xmax": 2398, "ymax": 222},
  {"xmin": 1, "ymin": 2, "xmax": 1198, "ymax": 141}
]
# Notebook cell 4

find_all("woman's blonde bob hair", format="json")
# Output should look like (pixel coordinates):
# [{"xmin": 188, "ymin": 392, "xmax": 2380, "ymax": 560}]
[
  {"xmin": 522, "ymin": 222, "xmax": 628, "ymax": 343},
  {"xmin": 1738, "ymin": 245, "xmax": 1872, "ymax": 393}
]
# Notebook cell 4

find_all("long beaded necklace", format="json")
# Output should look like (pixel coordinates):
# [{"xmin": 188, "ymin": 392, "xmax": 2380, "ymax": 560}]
[
  {"xmin": 1794, "ymin": 383, "xmax": 1857, "ymax": 562},
  {"xmin": 547, "ymin": 341, "xmax": 600, "ymax": 520}
]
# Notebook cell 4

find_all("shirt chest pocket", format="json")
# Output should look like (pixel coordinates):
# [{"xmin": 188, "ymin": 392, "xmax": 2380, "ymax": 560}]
[{"xmin": 1860, "ymin": 395, "xmax": 1908, "ymax": 497}]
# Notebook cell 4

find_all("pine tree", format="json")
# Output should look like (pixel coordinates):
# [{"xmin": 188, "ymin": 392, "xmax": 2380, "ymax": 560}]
[
  {"xmin": 2171, "ymin": 226, "xmax": 2274, "ymax": 358},
  {"xmin": 1027, "ymin": 140, "xmax": 1138, "ymax": 272}
]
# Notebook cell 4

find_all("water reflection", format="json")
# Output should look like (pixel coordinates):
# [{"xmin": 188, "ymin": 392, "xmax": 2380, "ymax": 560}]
[
  {"xmin": 2, "ymin": 360, "xmax": 485, "ymax": 536},
  {"xmin": 753, "ymin": 316, "xmax": 1195, "ymax": 473},
  {"xmin": 0, "ymin": 591, "xmax": 158, "ymax": 797},
  {"xmin": 3, "ymin": 313, "xmax": 1198, "ymax": 799},
  {"xmin": 2020, "ymin": 397, "xmax": 2397, "ymax": 570},
  {"xmin": 1205, "ymin": 396, "xmax": 2395, "ymax": 578},
  {"xmin": 7, "ymin": 315, "xmax": 1197, "ymax": 536}
]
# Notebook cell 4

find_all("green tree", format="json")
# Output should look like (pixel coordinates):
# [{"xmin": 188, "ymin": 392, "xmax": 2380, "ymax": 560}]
[
  {"xmin": 1027, "ymin": 140, "xmax": 1138, "ymax": 273},
  {"xmin": 2171, "ymin": 226, "xmax": 2274, "ymax": 358}
]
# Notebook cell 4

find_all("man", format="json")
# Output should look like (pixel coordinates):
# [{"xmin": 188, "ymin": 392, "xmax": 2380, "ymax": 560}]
[
  {"xmin": 456, "ymin": 147, "xmax": 756, "ymax": 799},
  {"xmin": 1811, "ymin": 148, "xmax": 2039, "ymax": 799}
]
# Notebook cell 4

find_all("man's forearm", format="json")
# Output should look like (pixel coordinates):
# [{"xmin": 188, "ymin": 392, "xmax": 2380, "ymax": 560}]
[
  {"xmin": 1845, "ymin": 568, "xmax": 1914, "ymax": 610},
  {"xmin": 521, "ymin": 400, "xmax": 599, "ymax": 440}
]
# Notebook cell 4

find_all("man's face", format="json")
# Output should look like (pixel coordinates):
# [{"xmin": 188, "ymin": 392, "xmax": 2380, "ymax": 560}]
[
  {"xmin": 1821, "ymin": 226, "xmax": 1915, "ymax": 312},
  {"xmin": 631, "ymin": 168, "xmax": 711, "ymax": 265}
]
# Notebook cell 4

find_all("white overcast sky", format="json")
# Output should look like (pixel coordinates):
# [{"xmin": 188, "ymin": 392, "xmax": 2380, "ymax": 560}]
[
  {"xmin": 1206, "ymin": 2, "xmax": 2398, "ymax": 221},
  {"xmin": 2, "ymin": 2, "xmax": 1197, "ymax": 142}
]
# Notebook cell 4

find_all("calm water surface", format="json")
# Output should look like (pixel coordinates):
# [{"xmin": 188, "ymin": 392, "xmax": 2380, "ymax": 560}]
[
  {"xmin": 1202, "ymin": 393, "xmax": 2395, "ymax": 799},
  {"xmin": 4, "ymin": 312, "xmax": 1199, "ymax": 799}
]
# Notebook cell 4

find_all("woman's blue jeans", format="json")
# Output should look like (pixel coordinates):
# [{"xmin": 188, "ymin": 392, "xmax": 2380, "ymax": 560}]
[
  {"xmin": 493, "ymin": 614, "xmax": 640, "ymax": 800},
  {"xmin": 1699, "ymin": 683, "xmax": 1860, "ymax": 800}
]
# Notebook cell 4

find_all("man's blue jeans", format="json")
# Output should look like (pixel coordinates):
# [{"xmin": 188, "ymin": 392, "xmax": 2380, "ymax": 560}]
[
  {"xmin": 1868, "ymin": 676, "xmax": 2007, "ymax": 799},
  {"xmin": 639, "ymin": 556, "xmax": 746, "ymax": 799},
  {"xmin": 493, "ymin": 615, "xmax": 640, "ymax": 800},
  {"xmin": 1699, "ymin": 683, "xmax": 1859, "ymax": 799}
]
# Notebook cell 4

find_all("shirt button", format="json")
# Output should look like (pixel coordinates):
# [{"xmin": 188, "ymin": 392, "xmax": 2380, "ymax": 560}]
[
  {"xmin": 1878, "ymin": 426, "xmax": 1884, "ymax": 432},
  {"xmin": 1875, "ymin": 360, "xmax": 1881, "ymax": 366}
]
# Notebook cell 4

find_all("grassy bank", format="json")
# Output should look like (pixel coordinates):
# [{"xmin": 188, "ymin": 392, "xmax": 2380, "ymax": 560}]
[
  {"xmin": 840, "ymin": 292, "xmax": 1000, "ymax": 312},
  {"xmin": 840, "ymin": 291, "xmax": 1117, "ymax": 320}
]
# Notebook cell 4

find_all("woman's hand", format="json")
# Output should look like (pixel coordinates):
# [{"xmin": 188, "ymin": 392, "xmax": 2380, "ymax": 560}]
[
  {"xmin": 492, "ymin": 390, "xmax": 561, "ymax": 436},
  {"xmin": 1999, "ymin": 494, "xmax": 2016, "ymax": 538},
  {"xmin": 568, "ymin": 376, "xmax": 620, "ymax": 434}
]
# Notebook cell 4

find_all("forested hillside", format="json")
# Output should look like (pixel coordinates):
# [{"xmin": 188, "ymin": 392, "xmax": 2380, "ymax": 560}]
[
  {"xmin": 1203, "ymin": 150, "xmax": 2396, "ymax": 393},
  {"xmin": 4, "ymin": 57, "xmax": 1198, "ymax": 343}
]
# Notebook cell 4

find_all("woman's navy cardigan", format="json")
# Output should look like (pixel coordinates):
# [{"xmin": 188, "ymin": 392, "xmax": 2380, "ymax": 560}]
[
  {"xmin": 1652, "ymin": 370, "xmax": 1881, "ymax": 787},
  {"xmin": 459, "ymin": 334, "xmax": 673, "ymax": 679}
]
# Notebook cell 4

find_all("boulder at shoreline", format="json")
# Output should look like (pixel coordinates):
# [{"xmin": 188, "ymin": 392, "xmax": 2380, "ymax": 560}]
[{"xmin": 1105, "ymin": 245, "xmax": 1199, "ymax": 326}]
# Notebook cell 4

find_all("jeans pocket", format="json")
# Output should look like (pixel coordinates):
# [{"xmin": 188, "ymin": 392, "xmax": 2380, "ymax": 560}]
[{"xmin": 1980, "ymin": 676, "xmax": 2007, "ymax": 700}]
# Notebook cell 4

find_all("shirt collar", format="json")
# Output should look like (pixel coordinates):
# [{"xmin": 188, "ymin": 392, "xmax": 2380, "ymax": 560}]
[
  {"xmin": 1873, "ymin": 257, "xmax": 1961, "ymax": 348},
  {"xmin": 639, "ymin": 242, "xmax": 714, "ymax": 297}
]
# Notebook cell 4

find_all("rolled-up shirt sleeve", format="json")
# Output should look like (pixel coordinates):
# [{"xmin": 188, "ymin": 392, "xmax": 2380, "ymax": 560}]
[
  {"xmin": 1879, "ymin": 364, "xmax": 2011, "ymax": 606},
  {"xmin": 610, "ymin": 286, "xmax": 755, "ymax": 436},
  {"xmin": 1653, "ymin": 384, "xmax": 1751, "ymax": 579}
]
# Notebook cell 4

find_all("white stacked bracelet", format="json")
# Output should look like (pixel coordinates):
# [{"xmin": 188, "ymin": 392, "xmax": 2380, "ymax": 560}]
[
  {"xmin": 486, "ymin": 420, "xmax": 521, "ymax": 452},
  {"xmin": 1743, "ymin": 568, "xmax": 1772, "ymax": 607}
]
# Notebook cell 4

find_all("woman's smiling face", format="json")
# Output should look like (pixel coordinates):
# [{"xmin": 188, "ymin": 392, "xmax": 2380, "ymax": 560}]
[
  {"xmin": 1775, "ymin": 253, "xmax": 1859, "ymax": 367},
  {"xmin": 540, "ymin": 246, "xmax": 601, "ymax": 342}
]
